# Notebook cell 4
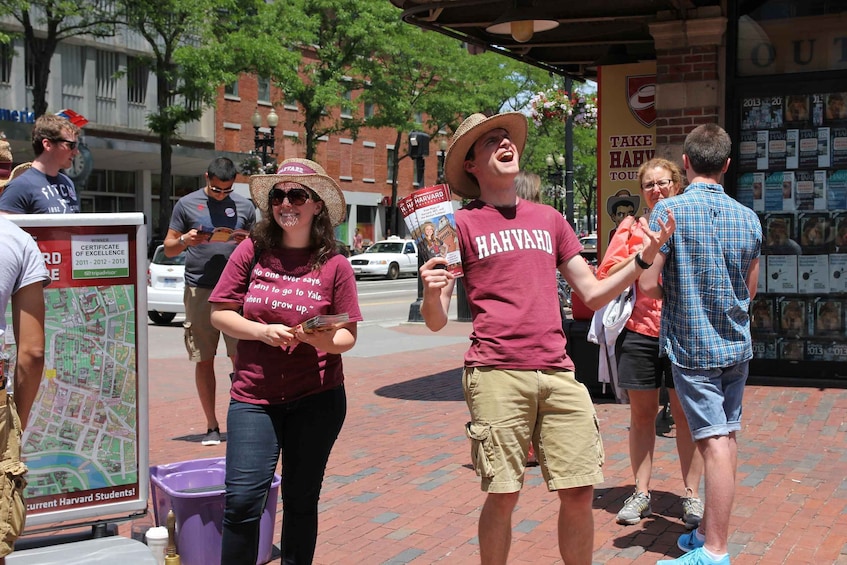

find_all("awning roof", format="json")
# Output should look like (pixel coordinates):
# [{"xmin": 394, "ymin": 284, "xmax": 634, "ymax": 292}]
[{"xmin": 389, "ymin": 1, "xmax": 722, "ymax": 81}]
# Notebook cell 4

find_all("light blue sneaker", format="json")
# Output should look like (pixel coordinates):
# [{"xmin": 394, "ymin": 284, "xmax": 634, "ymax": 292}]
[
  {"xmin": 678, "ymin": 529, "xmax": 706, "ymax": 552},
  {"xmin": 657, "ymin": 547, "xmax": 730, "ymax": 565}
]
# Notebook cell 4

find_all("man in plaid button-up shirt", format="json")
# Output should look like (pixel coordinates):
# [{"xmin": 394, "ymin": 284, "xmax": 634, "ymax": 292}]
[{"xmin": 641, "ymin": 124, "xmax": 762, "ymax": 565}]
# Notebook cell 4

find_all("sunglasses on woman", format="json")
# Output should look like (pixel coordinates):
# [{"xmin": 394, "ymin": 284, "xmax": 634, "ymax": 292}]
[{"xmin": 270, "ymin": 187, "xmax": 311, "ymax": 207}]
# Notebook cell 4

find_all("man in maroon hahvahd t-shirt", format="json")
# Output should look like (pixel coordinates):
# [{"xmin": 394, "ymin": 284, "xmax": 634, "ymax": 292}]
[{"xmin": 419, "ymin": 112, "xmax": 674, "ymax": 565}]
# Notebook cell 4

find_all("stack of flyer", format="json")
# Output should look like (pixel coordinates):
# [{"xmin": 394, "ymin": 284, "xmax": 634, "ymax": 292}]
[{"xmin": 398, "ymin": 184, "xmax": 464, "ymax": 277}]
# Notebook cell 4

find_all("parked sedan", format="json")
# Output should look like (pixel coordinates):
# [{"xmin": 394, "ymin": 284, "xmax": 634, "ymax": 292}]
[
  {"xmin": 147, "ymin": 245, "xmax": 186, "ymax": 325},
  {"xmin": 348, "ymin": 237, "xmax": 419, "ymax": 279}
]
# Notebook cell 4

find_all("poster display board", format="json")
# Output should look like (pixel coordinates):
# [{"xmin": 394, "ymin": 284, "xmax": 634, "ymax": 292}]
[
  {"xmin": 739, "ymin": 92, "xmax": 847, "ymax": 368},
  {"xmin": 597, "ymin": 61, "xmax": 657, "ymax": 257},
  {"xmin": 5, "ymin": 213, "xmax": 148, "ymax": 527}
]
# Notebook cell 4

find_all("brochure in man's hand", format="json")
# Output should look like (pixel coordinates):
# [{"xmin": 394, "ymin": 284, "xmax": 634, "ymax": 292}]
[
  {"xmin": 398, "ymin": 184, "xmax": 464, "ymax": 277},
  {"xmin": 196, "ymin": 226, "xmax": 250, "ymax": 244},
  {"xmin": 301, "ymin": 313, "xmax": 350, "ymax": 333}
]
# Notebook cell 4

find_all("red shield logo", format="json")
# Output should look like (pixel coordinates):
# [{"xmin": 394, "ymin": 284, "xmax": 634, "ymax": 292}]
[{"xmin": 627, "ymin": 75, "xmax": 657, "ymax": 128}]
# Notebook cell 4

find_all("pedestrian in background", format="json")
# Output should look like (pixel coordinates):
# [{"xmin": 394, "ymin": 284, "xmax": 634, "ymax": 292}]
[
  {"xmin": 0, "ymin": 215, "xmax": 50, "ymax": 564},
  {"xmin": 641, "ymin": 124, "xmax": 762, "ymax": 565},
  {"xmin": 0, "ymin": 114, "xmax": 80, "ymax": 214},
  {"xmin": 353, "ymin": 228, "xmax": 364, "ymax": 254},
  {"xmin": 209, "ymin": 158, "xmax": 361, "ymax": 565},
  {"xmin": 164, "ymin": 157, "xmax": 256, "ymax": 446},
  {"xmin": 514, "ymin": 170, "xmax": 542, "ymax": 203},
  {"xmin": 420, "ymin": 112, "xmax": 674, "ymax": 565},
  {"xmin": 597, "ymin": 158, "xmax": 703, "ymax": 529}
]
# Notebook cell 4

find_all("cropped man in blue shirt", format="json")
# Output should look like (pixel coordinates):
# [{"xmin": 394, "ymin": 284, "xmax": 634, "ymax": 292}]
[{"xmin": 641, "ymin": 124, "xmax": 762, "ymax": 565}]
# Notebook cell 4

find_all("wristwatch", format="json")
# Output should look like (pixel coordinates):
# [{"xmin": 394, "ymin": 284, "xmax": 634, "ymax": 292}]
[
  {"xmin": 178, "ymin": 235, "xmax": 187, "ymax": 247},
  {"xmin": 634, "ymin": 252, "xmax": 652, "ymax": 269}
]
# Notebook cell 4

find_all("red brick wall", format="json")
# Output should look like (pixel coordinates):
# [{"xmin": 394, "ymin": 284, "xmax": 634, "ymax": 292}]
[
  {"xmin": 654, "ymin": 46, "xmax": 721, "ymax": 146},
  {"xmin": 214, "ymin": 74, "xmax": 445, "ymax": 202}
]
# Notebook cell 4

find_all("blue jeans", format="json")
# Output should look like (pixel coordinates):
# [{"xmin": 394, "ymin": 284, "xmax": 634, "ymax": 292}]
[
  {"xmin": 220, "ymin": 386, "xmax": 346, "ymax": 565},
  {"xmin": 671, "ymin": 361, "xmax": 748, "ymax": 441}
]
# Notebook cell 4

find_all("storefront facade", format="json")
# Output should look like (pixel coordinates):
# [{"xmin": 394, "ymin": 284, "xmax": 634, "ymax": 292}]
[{"xmin": 393, "ymin": 0, "xmax": 847, "ymax": 381}]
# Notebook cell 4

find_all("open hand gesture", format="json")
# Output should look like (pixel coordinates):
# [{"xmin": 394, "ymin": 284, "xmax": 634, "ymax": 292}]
[{"xmin": 637, "ymin": 210, "xmax": 675, "ymax": 264}]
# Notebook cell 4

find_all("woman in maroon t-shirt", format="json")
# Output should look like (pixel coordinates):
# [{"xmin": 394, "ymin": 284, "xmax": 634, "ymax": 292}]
[{"xmin": 210, "ymin": 158, "xmax": 362, "ymax": 565}]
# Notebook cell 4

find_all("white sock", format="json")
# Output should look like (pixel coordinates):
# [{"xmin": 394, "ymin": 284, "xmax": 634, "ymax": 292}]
[
  {"xmin": 693, "ymin": 529, "xmax": 705, "ymax": 543},
  {"xmin": 702, "ymin": 546, "xmax": 728, "ymax": 562}
]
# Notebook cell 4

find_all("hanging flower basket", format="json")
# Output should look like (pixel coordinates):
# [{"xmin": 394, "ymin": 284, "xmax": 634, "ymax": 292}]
[
  {"xmin": 529, "ymin": 89, "xmax": 598, "ymax": 129},
  {"xmin": 239, "ymin": 154, "xmax": 277, "ymax": 176}
]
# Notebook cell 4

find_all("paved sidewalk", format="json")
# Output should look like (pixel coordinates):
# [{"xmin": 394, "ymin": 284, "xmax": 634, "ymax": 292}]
[{"xmin": 132, "ymin": 321, "xmax": 847, "ymax": 564}]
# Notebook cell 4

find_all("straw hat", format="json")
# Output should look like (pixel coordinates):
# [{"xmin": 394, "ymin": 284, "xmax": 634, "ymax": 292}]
[
  {"xmin": 0, "ymin": 137, "xmax": 12, "ymax": 181},
  {"xmin": 444, "ymin": 112, "xmax": 527, "ymax": 199},
  {"xmin": 0, "ymin": 162, "xmax": 32, "ymax": 189},
  {"xmin": 249, "ymin": 158, "xmax": 346, "ymax": 226}
]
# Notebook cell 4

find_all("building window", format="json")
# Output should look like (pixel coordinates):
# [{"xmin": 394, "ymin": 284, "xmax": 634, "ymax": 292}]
[
  {"xmin": 79, "ymin": 170, "xmax": 138, "ymax": 213},
  {"xmin": 414, "ymin": 111, "xmax": 424, "ymax": 125},
  {"xmin": 25, "ymin": 40, "xmax": 38, "ymax": 89},
  {"xmin": 128, "ymin": 57, "xmax": 149, "ymax": 105},
  {"xmin": 362, "ymin": 141, "xmax": 375, "ymax": 182},
  {"xmin": 341, "ymin": 90, "xmax": 353, "ymax": 118},
  {"xmin": 257, "ymin": 76, "xmax": 271, "ymax": 103},
  {"xmin": 339, "ymin": 138, "xmax": 353, "ymax": 181},
  {"xmin": 96, "ymin": 49, "xmax": 118, "ymax": 102},
  {"xmin": 225, "ymin": 81, "xmax": 239, "ymax": 97},
  {"xmin": 387, "ymin": 146, "xmax": 396, "ymax": 182},
  {"xmin": 364, "ymin": 102, "xmax": 375, "ymax": 118},
  {"xmin": 414, "ymin": 158, "xmax": 425, "ymax": 187},
  {"xmin": 0, "ymin": 43, "xmax": 12, "ymax": 85}
]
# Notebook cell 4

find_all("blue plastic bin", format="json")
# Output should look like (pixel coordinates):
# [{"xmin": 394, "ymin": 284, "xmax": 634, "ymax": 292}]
[{"xmin": 150, "ymin": 457, "xmax": 280, "ymax": 565}]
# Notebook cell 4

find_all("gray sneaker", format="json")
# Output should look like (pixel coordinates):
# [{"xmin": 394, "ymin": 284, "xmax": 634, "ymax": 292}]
[
  {"xmin": 616, "ymin": 491, "xmax": 652, "ymax": 525},
  {"xmin": 681, "ymin": 497, "xmax": 704, "ymax": 530},
  {"xmin": 201, "ymin": 428, "xmax": 221, "ymax": 446}
]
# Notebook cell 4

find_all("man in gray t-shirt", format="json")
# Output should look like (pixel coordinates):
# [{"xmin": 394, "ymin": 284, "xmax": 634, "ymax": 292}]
[
  {"xmin": 0, "ymin": 114, "xmax": 81, "ymax": 214},
  {"xmin": 164, "ymin": 157, "xmax": 256, "ymax": 446}
]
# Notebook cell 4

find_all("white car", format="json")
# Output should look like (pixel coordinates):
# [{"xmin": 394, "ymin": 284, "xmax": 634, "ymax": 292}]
[
  {"xmin": 348, "ymin": 237, "xmax": 419, "ymax": 279},
  {"xmin": 579, "ymin": 234, "xmax": 597, "ymax": 252},
  {"xmin": 147, "ymin": 245, "xmax": 186, "ymax": 325}
]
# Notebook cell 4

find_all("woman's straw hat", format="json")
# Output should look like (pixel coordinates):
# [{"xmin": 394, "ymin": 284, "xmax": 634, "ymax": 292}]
[{"xmin": 249, "ymin": 158, "xmax": 346, "ymax": 226}]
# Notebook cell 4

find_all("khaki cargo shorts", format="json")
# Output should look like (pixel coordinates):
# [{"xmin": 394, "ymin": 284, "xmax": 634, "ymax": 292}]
[
  {"xmin": 0, "ymin": 389, "xmax": 28, "ymax": 557},
  {"xmin": 183, "ymin": 286, "xmax": 237, "ymax": 362},
  {"xmin": 463, "ymin": 367, "xmax": 604, "ymax": 493}
]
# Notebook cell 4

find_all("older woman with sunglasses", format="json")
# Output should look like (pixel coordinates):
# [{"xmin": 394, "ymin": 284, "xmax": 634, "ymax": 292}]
[
  {"xmin": 597, "ymin": 158, "xmax": 704, "ymax": 530},
  {"xmin": 210, "ymin": 158, "xmax": 362, "ymax": 565}
]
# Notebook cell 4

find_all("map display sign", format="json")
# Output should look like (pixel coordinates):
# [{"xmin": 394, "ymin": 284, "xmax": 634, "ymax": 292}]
[{"xmin": 6, "ymin": 213, "xmax": 148, "ymax": 527}]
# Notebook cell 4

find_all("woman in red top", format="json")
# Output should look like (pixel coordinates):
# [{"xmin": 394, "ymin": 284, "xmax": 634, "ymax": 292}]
[
  {"xmin": 210, "ymin": 158, "xmax": 362, "ymax": 565},
  {"xmin": 597, "ymin": 158, "xmax": 704, "ymax": 530}
]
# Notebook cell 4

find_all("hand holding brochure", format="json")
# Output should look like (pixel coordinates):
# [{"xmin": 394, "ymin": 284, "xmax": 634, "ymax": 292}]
[
  {"xmin": 398, "ymin": 184, "xmax": 464, "ymax": 277},
  {"xmin": 301, "ymin": 314, "xmax": 350, "ymax": 333},
  {"xmin": 196, "ymin": 226, "xmax": 250, "ymax": 244}
]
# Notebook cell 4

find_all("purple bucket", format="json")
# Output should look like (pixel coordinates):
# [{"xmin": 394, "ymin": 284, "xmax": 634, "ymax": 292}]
[{"xmin": 150, "ymin": 457, "xmax": 279, "ymax": 565}]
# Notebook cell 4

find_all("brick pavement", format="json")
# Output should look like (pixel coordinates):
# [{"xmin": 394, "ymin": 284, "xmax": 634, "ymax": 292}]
[{"xmin": 130, "ymin": 321, "xmax": 847, "ymax": 564}]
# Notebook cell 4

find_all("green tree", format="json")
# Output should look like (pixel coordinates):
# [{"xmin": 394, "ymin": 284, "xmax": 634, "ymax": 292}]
[
  {"xmin": 121, "ymin": 0, "xmax": 277, "ymax": 237},
  {"xmin": 265, "ymin": 0, "xmax": 399, "ymax": 160},
  {"xmin": 521, "ymin": 81, "xmax": 598, "ymax": 230},
  {"xmin": 0, "ymin": 0, "xmax": 122, "ymax": 117},
  {"xmin": 365, "ymin": 25, "xmax": 551, "ymax": 230}
]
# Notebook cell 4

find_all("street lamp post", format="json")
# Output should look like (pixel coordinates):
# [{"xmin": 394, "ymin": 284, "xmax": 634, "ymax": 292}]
[
  {"xmin": 437, "ymin": 139, "xmax": 448, "ymax": 183},
  {"xmin": 546, "ymin": 153, "xmax": 566, "ymax": 213},
  {"xmin": 251, "ymin": 107, "xmax": 279, "ymax": 166}
]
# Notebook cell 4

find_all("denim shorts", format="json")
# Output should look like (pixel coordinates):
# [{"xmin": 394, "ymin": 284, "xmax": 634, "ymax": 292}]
[
  {"xmin": 462, "ymin": 367, "xmax": 604, "ymax": 493},
  {"xmin": 615, "ymin": 329, "xmax": 673, "ymax": 390},
  {"xmin": 671, "ymin": 361, "xmax": 749, "ymax": 441}
]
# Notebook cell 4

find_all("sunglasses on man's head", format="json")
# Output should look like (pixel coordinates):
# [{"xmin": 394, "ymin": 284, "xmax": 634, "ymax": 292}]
[
  {"xmin": 270, "ymin": 187, "xmax": 311, "ymax": 207},
  {"xmin": 208, "ymin": 184, "xmax": 234, "ymax": 194},
  {"xmin": 54, "ymin": 138, "xmax": 78, "ymax": 150}
]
